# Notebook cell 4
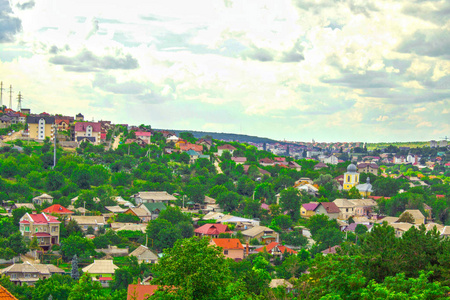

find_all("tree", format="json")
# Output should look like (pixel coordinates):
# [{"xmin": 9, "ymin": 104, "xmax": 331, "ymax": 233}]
[
  {"xmin": 60, "ymin": 234, "xmax": 95, "ymax": 260},
  {"xmin": 146, "ymin": 218, "xmax": 182, "ymax": 251},
  {"xmin": 45, "ymin": 171, "xmax": 65, "ymax": 191},
  {"xmin": 355, "ymin": 224, "xmax": 368, "ymax": 235},
  {"xmin": 279, "ymin": 188, "xmax": 301, "ymax": 221},
  {"xmin": 152, "ymin": 237, "xmax": 232, "ymax": 300},
  {"xmin": 397, "ymin": 211, "xmax": 415, "ymax": 224},
  {"xmin": 217, "ymin": 191, "xmax": 241, "ymax": 212},
  {"xmin": 111, "ymin": 267, "xmax": 133, "ymax": 291},
  {"xmin": 33, "ymin": 274, "xmax": 74, "ymax": 300},
  {"xmin": 71, "ymin": 254, "xmax": 80, "ymax": 280},
  {"xmin": 68, "ymin": 273, "xmax": 105, "ymax": 300},
  {"xmin": 348, "ymin": 186, "xmax": 361, "ymax": 199}
]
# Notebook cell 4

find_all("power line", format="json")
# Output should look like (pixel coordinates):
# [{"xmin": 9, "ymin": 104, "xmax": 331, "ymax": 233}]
[
  {"xmin": 9, "ymin": 85, "xmax": 13, "ymax": 109},
  {"xmin": 17, "ymin": 91, "xmax": 23, "ymax": 111}
]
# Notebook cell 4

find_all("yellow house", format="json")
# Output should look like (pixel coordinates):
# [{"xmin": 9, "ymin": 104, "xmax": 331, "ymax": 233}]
[
  {"xmin": 26, "ymin": 115, "xmax": 55, "ymax": 140},
  {"xmin": 301, "ymin": 203, "xmax": 319, "ymax": 218},
  {"xmin": 343, "ymin": 164, "xmax": 359, "ymax": 191}
]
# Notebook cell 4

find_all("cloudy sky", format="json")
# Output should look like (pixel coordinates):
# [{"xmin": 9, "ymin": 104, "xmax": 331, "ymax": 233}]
[{"xmin": 0, "ymin": 0, "xmax": 449, "ymax": 142}]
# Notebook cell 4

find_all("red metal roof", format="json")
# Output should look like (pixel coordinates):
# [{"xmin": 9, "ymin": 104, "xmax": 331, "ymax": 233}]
[
  {"xmin": 27, "ymin": 213, "xmax": 60, "ymax": 224},
  {"xmin": 218, "ymin": 144, "xmax": 236, "ymax": 150},
  {"xmin": 99, "ymin": 277, "xmax": 113, "ymax": 281},
  {"xmin": 42, "ymin": 204, "xmax": 73, "ymax": 215},
  {"xmin": 0, "ymin": 284, "xmax": 18, "ymax": 300},
  {"xmin": 135, "ymin": 131, "xmax": 152, "ymax": 137},
  {"xmin": 194, "ymin": 224, "xmax": 232, "ymax": 235}
]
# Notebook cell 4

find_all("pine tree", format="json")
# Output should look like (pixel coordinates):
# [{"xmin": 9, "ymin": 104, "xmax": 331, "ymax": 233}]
[{"xmin": 71, "ymin": 254, "xmax": 80, "ymax": 280}]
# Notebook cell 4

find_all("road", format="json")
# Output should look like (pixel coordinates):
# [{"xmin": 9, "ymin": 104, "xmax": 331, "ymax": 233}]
[
  {"xmin": 112, "ymin": 133, "xmax": 123, "ymax": 150},
  {"xmin": 2, "ymin": 130, "xmax": 23, "ymax": 142}
]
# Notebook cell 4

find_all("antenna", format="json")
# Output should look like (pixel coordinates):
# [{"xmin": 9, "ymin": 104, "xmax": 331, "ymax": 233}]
[
  {"xmin": 0, "ymin": 82, "xmax": 3, "ymax": 108},
  {"xmin": 9, "ymin": 85, "xmax": 13, "ymax": 109},
  {"xmin": 440, "ymin": 136, "xmax": 449, "ymax": 141},
  {"xmin": 17, "ymin": 91, "xmax": 23, "ymax": 111}
]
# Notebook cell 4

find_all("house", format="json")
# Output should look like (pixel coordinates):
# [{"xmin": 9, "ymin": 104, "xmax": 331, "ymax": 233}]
[
  {"xmin": 349, "ymin": 199, "xmax": 378, "ymax": 218},
  {"xmin": 75, "ymin": 113, "xmax": 84, "ymax": 121},
  {"xmin": 11, "ymin": 203, "xmax": 36, "ymax": 211},
  {"xmin": 314, "ymin": 202, "xmax": 340, "ymax": 219},
  {"xmin": 74, "ymin": 122, "xmax": 102, "ymax": 145},
  {"xmin": 295, "ymin": 184, "xmax": 319, "ymax": 196},
  {"xmin": 314, "ymin": 162, "xmax": 328, "ymax": 170},
  {"xmin": 139, "ymin": 202, "xmax": 167, "ymax": 220},
  {"xmin": 241, "ymin": 226, "xmax": 279, "ymax": 244},
  {"xmin": 333, "ymin": 199, "xmax": 356, "ymax": 220},
  {"xmin": 194, "ymin": 224, "xmax": 232, "ymax": 238},
  {"xmin": 217, "ymin": 144, "xmax": 236, "ymax": 156},
  {"xmin": 269, "ymin": 279, "xmax": 294, "ymax": 293},
  {"xmin": 82, "ymin": 260, "xmax": 119, "ymax": 278},
  {"xmin": 32, "ymin": 193, "xmax": 53, "ymax": 205},
  {"xmin": 125, "ymin": 138, "xmax": 147, "ymax": 147},
  {"xmin": 288, "ymin": 161, "xmax": 301, "ymax": 171},
  {"xmin": 69, "ymin": 216, "xmax": 106, "ymax": 232},
  {"xmin": 104, "ymin": 206, "xmax": 127, "ymax": 214},
  {"xmin": 255, "ymin": 242, "xmax": 297, "ymax": 257},
  {"xmin": 301, "ymin": 203, "xmax": 319, "ymax": 218},
  {"xmin": 399, "ymin": 209, "xmax": 425, "ymax": 225},
  {"xmin": 210, "ymin": 238, "xmax": 244, "ymax": 261},
  {"xmin": 231, "ymin": 157, "xmax": 247, "ymax": 164},
  {"xmin": 186, "ymin": 149, "xmax": 200, "ymax": 163},
  {"xmin": 135, "ymin": 131, "xmax": 152, "ymax": 144},
  {"xmin": 116, "ymin": 223, "xmax": 147, "ymax": 233},
  {"xmin": 124, "ymin": 207, "xmax": 151, "ymax": 222},
  {"xmin": 357, "ymin": 163, "xmax": 378, "ymax": 175},
  {"xmin": 19, "ymin": 213, "xmax": 60, "ymax": 250},
  {"xmin": 0, "ymin": 262, "xmax": 64, "ymax": 286},
  {"xmin": 179, "ymin": 143, "xmax": 203, "ymax": 153},
  {"xmin": 259, "ymin": 158, "xmax": 275, "ymax": 166},
  {"xmin": 26, "ymin": 115, "xmax": 55, "ymax": 140},
  {"xmin": 323, "ymin": 155, "xmax": 338, "ymax": 165},
  {"xmin": 0, "ymin": 284, "xmax": 17, "ymax": 299},
  {"xmin": 129, "ymin": 245, "xmax": 159, "ymax": 264},
  {"xmin": 0, "ymin": 115, "xmax": 12, "ymax": 128},
  {"xmin": 390, "ymin": 222, "xmax": 414, "ymax": 237},
  {"xmin": 131, "ymin": 191, "xmax": 177, "ymax": 205},
  {"xmin": 127, "ymin": 284, "xmax": 159, "ymax": 300},
  {"xmin": 55, "ymin": 119, "xmax": 70, "ymax": 132},
  {"xmin": 343, "ymin": 223, "xmax": 372, "ymax": 232},
  {"xmin": 196, "ymin": 138, "xmax": 213, "ymax": 150},
  {"xmin": 321, "ymin": 245, "xmax": 341, "ymax": 255},
  {"xmin": 42, "ymin": 204, "xmax": 74, "ymax": 216}
]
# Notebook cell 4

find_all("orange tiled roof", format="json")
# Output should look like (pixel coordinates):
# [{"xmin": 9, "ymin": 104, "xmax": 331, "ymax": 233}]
[
  {"xmin": 0, "ymin": 285, "xmax": 18, "ymax": 300},
  {"xmin": 212, "ymin": 238, "xmax": 244, "ymax": 250}
]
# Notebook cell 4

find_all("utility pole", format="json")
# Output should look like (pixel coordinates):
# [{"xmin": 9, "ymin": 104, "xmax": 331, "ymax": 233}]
[
  {"xmin": 17, "ymin": 92, "xmax": 23, "ymax": 111},
  {"xmin": 53, "ymin": 124, "xmax": 58, "ymax": 168},
  {"xmin": 9, "ymin": 85, "xmax": 13, "ymax": 109},
  {"xmin": 0, "ymin": 81, "xmax": 3, "ymax": 108}
]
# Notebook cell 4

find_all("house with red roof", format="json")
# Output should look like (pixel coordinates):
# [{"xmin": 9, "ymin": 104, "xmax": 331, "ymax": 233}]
[
  {"xmin": 42, "ymin": 204, "xmax": 74, "ymax": 216},
  {"xmin": 135, "ymin": 131, "xmax": 152, "ymax": 144},
  {"xmin": 74, "ymin": 122, "xmax": 102, "ymax": 145},
  {"xmin": 259, "ymin": 157, "xmax": 275, "ymax": 166},
  {"xmin": 210, "ymin": 238, "xmax": 244, "ymax": 261},
  {"xmin": 0, "ymin": 284, "xmax": 17, "ymax": 299},
  {"xmin": 179, "ymin": 143, "xmax": 203, "ymax": 153},
  {"xmin": 217, "ymin": 144, "xmax": 236, "ymax": 156},
  {"xmin": 255, "ymin": 242, "xmax": 297, "ymax": 257},
  {"xmin": 127, "ymin": 284, "xmax": 159, "ymax": 300},
  {"xmin": 194, "ymin": 224, "xmax": 232, "ymax": 238},
  {"xmin": 19, "ymin": 213, "xmax": 60, "ymax": 250},
  {"xmin": 55, "ymin": 119, "xmax": 70, "ymax": 131}
]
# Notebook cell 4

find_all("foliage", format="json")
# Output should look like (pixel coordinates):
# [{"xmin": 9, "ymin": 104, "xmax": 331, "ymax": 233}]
[{"xmin": 60, "ymin": 234, "xmax": 95, "ymax": 260}]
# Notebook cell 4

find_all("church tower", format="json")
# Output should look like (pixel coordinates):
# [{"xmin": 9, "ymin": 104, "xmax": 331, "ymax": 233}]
[{"xmin": 343, "ymin": 163, "xmax": 359, "ymax": 190}]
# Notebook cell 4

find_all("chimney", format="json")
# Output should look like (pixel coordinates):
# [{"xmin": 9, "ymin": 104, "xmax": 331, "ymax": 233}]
[{"xmin": 246, "ymin": 242, "xmax": 249, "ymax": 256}]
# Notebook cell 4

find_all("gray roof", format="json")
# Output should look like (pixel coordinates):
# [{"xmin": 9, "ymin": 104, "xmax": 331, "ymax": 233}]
[
  {"xmin": 132, "ymin": 191, "xmax": 177, "ymax": 201},
  {"xmin": 27, "ymin": 115, "xmax": 55, "ymax": 124}
]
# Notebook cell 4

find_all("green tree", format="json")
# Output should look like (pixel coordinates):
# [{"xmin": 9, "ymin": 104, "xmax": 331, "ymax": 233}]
[
  {"xmin": 45, "ymin": 171, "xmax": 65, "ymax": 191},
  {"xmin": 60, "ymin": 234, "xmax": 95, "ymax": 260},
  {"xmin": 68, "ymin": 273, "xmax": 105, "ymax": 300},
  {"xmin": 348, "ymin": 186, "xmax": 361, "ymax": 199},
  {"xmin": 152, "ymin": 237, "xmax": 232, "ymax": 300},
  {"xmin": 279, "ymin": 187, "xmax": 301, "ymax": 221},
  {"xmin": 146, "ymin": 218, "xmax": 182, "ymax": 251},
  {"xmin": 111, "ymin": 267, "xmax": 133, "ymax": 291},
  {"xmin": 33, "ymin": 274, "xmax": 74, "ymax": 300}
]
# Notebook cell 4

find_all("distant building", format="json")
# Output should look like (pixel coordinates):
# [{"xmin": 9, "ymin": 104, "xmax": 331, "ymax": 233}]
[
  {"xmin": 19, "ymin": 213, "xmax": 60, "ymax": 250},
  {"xmin": 131, "ymin": 191, "xmax": 177, "ymax": 205},
  {"xmin": 76, "ymin": 113, "xmax": 84, "ymax": 121},
  {"xmin": 1, "ymin": 262, "xmax": 64, "ymax": 286},
  {"xmin": 74, "ymin": 122, "xmax": 102, "ymax": 145},
  {"xmin": 27, "ymin": 115, "xmax": 55, "ymax": 140}
]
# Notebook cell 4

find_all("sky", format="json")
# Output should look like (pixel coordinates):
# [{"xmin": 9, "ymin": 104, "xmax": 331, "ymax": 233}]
[{"xmin": 0, "ymin": 0, "xmax": 449, "ymax": 143}]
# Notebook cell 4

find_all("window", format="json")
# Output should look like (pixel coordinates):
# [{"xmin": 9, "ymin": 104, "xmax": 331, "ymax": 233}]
[
  {"xmin": 35, "ymin": 228, "xmax": 38, "ymax": 232},
  {"xmin": 25, "ymin": 273, "xmax": 31, "ymax": 278},
  {"xmin": 346, "ymin": 208, "xmax": 348, "ymax": 212},
  {"xmin": 224, "ymin": 250, "xmax": 229, "ymax": 255},
  {"xmin": 347, "ymin": 175, "xmax": 350, "ymax": 182},
  {"xmin": 25, "ymin": 226, "xmax": 30, "ymax": 232},
  {"xmin": 10, "ymin": 274, "xmax": 17, "ymax": 279}
]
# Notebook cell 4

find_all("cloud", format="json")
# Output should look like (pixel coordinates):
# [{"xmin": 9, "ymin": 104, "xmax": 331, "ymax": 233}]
[
  {"xmin": 134, "ymin": 92, "xmax": 172, "ymax": 104},
  {"xmin": 242, "ymin": 45, "xmax": 274, "ymax": 62},
  {"xmin": 322, "ymin": 71, "xmax": 398, "ymax": 89},
  {"xmin": 280, "ymin": 41, "xmax": 305, "ymax": 62},
  {"xmin": 0, "ymin": 0, "xmax": 22, "ymax": 43},
  {"xmin": 16, "ymin": 0, "xmax": 35, "ymax": 10},
  {"xmin": 92, "ymin": 74, "xmax": 147, "ymax": 94},
  {"xmin": 397, "ymin": 29, "xmax": 450, "ymax": 59},
  {"xmin": 49, "ymin": 49, "xmax": 139, "ymax": 72}
]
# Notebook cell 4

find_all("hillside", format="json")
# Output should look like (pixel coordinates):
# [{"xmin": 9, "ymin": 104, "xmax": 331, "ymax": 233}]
[{"xmin": 154, "ymin": 129, "xmax": 278, "ymax": 144}]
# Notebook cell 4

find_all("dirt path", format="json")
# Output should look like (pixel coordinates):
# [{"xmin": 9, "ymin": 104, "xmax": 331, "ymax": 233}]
[
  {"xmin": 112, "ymin": 133, "xmax": 123, "ymax": 150},
  {"xmin": 2, "ymin": 130, "xmax": 22, "ymax": 142}
]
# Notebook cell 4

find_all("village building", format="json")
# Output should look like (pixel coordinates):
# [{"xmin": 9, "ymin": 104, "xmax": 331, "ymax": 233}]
[
  {"xmin": 129, "ymin": 245, "xmax": 159, "ymax": 264},
  {"xmin": 0, "ymin": 262, "xmax": 64, "ymax": 286},
  {"xmin": 241, "ymin": 226, "xmax": 279, "ymax": 244},
  {"xmin": 32, "ymin": 193, "xmax": 53, "ymax": 206},
  {"xmin": 131, "ymin": 191, "xmax": 177, "ymax": 205},
  {"xmin": 210, "ymin": 238, "xmax": 244, "ymax": 261},
  {"xmin": 343, "ymin": 164, "xmax": 359, "ymax": 190},
  {"xmin": 19, "ymin": 213, "xmax": 60, "ymax": 250},
  {"xmin": 313, "ymin": 202, "xmax": 340, "ymax": 219}
]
